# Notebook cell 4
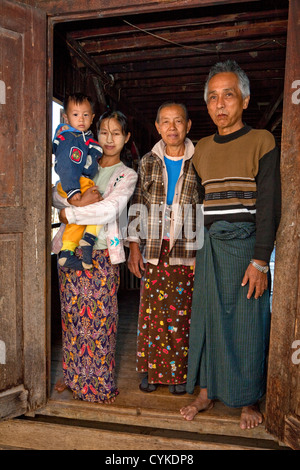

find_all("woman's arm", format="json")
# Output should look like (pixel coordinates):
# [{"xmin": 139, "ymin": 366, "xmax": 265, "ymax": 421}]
[
  {"xmin": 52, "ymin": 183, "xmax": 102, "ymax": 209},
  {"xmin": 52, "ymin": 184, "xmax": 70, "ymax": 210},
  {"xmin": 64, "ymin": 169, "xmax": 138, "ymax": 226},
  {"xmin": 126, "ymin": 159, "xmax": 145, "ymax": 244}
]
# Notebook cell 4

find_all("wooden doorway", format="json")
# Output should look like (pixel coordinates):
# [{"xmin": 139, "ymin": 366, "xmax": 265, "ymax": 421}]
[
  {"xmin": 0, "ymin": 0, "xmax": 47, "ymax": 420},
  {"xmin": 0, "ymin": 0, "xmax": 299, "ymax": 450},
  {"xmin": 44, "ymin": 0, "xmax": 296, "ymax": 449}
]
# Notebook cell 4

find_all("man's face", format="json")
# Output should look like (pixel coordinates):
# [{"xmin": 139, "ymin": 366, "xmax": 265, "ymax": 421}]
[
  {"xmin": 63, "ymin": 99, "xmax": 94, "ymax": 133},
  {"xmin": 206, "ymin": 72, "xmax": 250, "ymax": 135}
]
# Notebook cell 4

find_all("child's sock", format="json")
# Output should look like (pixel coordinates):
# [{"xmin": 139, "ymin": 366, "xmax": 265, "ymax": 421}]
[
  {"xmin": 58, "ymin": 250, "xmax": 83, "ymax": 270},
  {"xmin": 79, "ymin": 232, "xmax": 97, "ymax": 269}
]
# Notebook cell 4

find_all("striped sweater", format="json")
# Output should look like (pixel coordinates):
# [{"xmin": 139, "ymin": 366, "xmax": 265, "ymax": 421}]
[{"xmin": 192, "ymin": 125, "xmax": 281, "ymax": 262}]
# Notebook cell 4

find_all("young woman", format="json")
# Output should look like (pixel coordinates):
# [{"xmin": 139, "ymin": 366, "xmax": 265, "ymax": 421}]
[{"xmin": 52, "ymin": 110, "xmax": 137, "ymax": 403}]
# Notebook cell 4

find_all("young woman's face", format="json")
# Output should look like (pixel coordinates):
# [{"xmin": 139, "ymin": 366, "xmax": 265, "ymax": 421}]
[{"xmin": 98, "ymin": 117, "xmax": 130, "ymax": 159}]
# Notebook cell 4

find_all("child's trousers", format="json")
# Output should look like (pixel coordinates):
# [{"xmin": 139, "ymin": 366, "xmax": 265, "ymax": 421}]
[{"xmin": 57, "ymin": 176, "xmax": 99, "ymax": 252}]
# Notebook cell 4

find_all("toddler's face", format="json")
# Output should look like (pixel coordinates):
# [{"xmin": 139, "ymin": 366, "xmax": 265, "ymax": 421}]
[{"xmin": 63, "ymin": 99, "xmax": 94, "ymax": 132}]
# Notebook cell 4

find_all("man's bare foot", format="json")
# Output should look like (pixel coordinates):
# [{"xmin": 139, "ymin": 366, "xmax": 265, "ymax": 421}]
[
  {"xmin": 54, "ymin": 377, "xmax": 67, "ymax": 393},
  {"xmin": 240, "ymin": 404, "xmax": 263, "ymax": 430},
  {"xmin": 180, "ymin": 394, "xmax": 214, "ymax": 421}
]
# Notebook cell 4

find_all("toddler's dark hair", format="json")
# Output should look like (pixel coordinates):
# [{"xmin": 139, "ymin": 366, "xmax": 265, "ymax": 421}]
[{"xmin": 63, "ymin": 93, "xmax": 95, "ymax": 113}]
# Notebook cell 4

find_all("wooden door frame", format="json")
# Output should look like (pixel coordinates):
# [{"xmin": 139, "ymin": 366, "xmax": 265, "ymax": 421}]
[
  {"xmin": 265, "ymin": 0, "xmax": 300, "ymax": 449},
  {"xmin": 0, "ymin": 0, "xmax": 47, "ymax": 419},
  {"xmin": 44, "ymin": 0, "xmax": 299, "ymax": 447}
]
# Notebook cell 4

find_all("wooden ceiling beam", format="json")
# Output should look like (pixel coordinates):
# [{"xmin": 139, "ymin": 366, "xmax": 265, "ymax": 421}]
[
  {"xmin": 80, "ymin": 19, "xmax": 287, "ymax": 54},
  {"xmin": 62, "ymin": 34, "xmax": 157, "ymax": 137},
  {"xmin": 50, "ymin": 0, "xmax": 287, "ymax": 142},
  {"xmin": 115, "ymin": 68, "xmax": 285, "ymax": 89},
  {"xmin": 21, "ymin": 0, "xmax": 261, "ymax": 16},
  {"xmin": 112, "ymin": 58, "xmax": 286, "ymax": 80},
  {"xmin": 90, "ymin": 37, "xmax": 287, "ymax": 66},
  {"xmin": 63, "ymin": 34, "xmax": 114, "ymax": 87},
  {"xmin": 67, "ymin": 8, "xmax": 288, "ymax": 40},
  {"xmin": 120, "ymin": 76, "xmax": 284, "ymax": 98},
  {"xmin": 257, "ymin": 89, "xmax": 284, "ymax": 128}
]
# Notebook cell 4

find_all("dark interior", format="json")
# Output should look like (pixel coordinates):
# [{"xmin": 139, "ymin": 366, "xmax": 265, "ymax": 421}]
[{"xmin": 53, "ymin": 0, "xmax": 288, "ymax": 158}]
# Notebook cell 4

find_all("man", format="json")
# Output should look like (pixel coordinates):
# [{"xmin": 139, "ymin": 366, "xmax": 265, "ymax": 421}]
[{"xmin": 180, "ymin": 60, "xmax": 281, "ymax": 430}]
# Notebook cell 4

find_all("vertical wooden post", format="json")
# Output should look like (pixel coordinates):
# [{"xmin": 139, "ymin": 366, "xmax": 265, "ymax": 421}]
[{"xmin": 265, "ymin": 0, "xmax": 300, "ymax": 449}]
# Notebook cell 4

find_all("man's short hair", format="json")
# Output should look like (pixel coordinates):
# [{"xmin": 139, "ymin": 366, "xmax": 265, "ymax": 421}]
[{"xmin": 204, "ymin": 60, "xmax": 250, "ymax": 103}]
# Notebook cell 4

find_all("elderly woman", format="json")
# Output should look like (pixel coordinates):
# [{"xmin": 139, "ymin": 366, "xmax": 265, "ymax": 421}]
[{"xmin": 127, "ymin": 101, "xmax": 202, "ymax": 394}]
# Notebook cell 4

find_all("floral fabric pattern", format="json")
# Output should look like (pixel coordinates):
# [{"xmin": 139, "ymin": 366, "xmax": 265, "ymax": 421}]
[
  {"xmin": 136, "ymin": 241, "xmax": 194, "ymax": 384},
  {"xmin": 58, "ymin": 248, "xmax": 120, "ymax": 402}
]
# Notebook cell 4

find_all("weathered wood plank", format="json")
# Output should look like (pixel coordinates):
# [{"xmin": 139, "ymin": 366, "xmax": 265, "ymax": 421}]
[
  {"xmin": 21, "ymin": 2, "xmax": 48, "ymax": 413},
  {"xmin": 39, "ymin": 397, "xmax": 276, "ymax": 443},
  {"xmin": 20, "ymin": 0, "xmax": 260, "ymax": 17},
  {"xmin": 284, "ymin": 415, "xmax": 300, "ymax": 451},
  {"xmin": 0, "ymin": 234, "xmax": 23, "ymax": 391},
  {"xmin": 68, "ymin": 8, "xmax": 288, "ymax": 41},
  {"xmin": 0, "ymin": 418, "xmax": 278, "ymax": 450},
  {"xmin": 0, "ymin": 386, "xmax": 28, "ymax": 421},
  {"xmin": 82, "ymin": 19, "xmax": 287, "ymax": 54},
  {"xmin": 265, "ymin": 0, "xmax": 300, "ymax": 448},
  {"xmin": 0, "ymin": 208, "xmax": 25, "ymax": 233},
  {"xmin": 93, "ymin": 37, "xmax": 287, "ymax": 67},
  {"xmin": 113, "ymin": 58, "xmax": 286, "ymax": 81},
  {"xmin": 0, "ymin": 0, "xmax": 47, "ymax": 418}
]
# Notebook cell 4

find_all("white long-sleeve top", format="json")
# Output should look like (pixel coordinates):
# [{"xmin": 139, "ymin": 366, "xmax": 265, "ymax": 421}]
[{"xmin": 52, "ymin": 162, "xmax": 138, "ymax": 264}]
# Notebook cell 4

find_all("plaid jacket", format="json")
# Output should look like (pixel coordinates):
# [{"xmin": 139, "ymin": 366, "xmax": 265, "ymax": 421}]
[{"xmin": 128, "ymin": 138, "xmax": 202, "ymax": 263}]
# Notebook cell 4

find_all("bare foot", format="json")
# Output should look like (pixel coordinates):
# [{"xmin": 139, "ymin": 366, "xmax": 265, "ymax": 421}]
[
  {"xmin": 54, "ymin": 377, "xmax": 67, "ymax": 393},
  {"xmin": 103, "ymin": 396, "xmax": 116, "ymax": 405},
  {"xmin": 240, "ymin": 404, "xmax": 263, "ymax": 430},
  {"xmin": 180, "ymin": 394, "xmax": 213, "ymax": 421}
]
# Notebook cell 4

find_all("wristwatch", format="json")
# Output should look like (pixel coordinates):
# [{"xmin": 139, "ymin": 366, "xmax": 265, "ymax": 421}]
[{"xmin": 250, "ymin": 259, "xmax": 269, "ymax": 273}]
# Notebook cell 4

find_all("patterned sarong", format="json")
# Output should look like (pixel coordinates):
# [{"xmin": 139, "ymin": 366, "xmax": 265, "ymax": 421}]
[
  {"xmin": 58, "ymin": 248, "xmax": 120, "ymax": 402},
  {"xmin": 137, "ymin": 240, "xmax": 194, "ymax": 385},
  {"xmin": 186, "ymin": 221, "xmax": 271, "ymax": 407}
]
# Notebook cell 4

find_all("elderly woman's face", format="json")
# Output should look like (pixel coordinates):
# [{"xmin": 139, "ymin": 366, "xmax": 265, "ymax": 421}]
[{"xmin": 155, "ymin": 105, "xmax": 191, "ymax": 147}]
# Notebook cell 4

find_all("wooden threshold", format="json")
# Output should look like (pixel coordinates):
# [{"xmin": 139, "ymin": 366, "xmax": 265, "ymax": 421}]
[{"xmin": 0, "ymin": 416, "xmax": 283, "ymax": 450}]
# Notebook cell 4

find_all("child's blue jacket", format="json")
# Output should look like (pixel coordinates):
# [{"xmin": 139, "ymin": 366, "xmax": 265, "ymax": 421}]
[{"xmin": 53, "ymin": 124, "xmax": 102, "ymax": 199}]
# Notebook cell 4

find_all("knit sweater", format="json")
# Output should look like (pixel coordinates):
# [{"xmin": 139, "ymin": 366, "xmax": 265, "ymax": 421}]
[{"xmin": 192, "ymin": 125, "xmax": 281, "ymax": 262}]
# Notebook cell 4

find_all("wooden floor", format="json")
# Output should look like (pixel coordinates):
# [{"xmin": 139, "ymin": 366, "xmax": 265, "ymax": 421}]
[
  {"xmin": 0, "ymin": 288, "xmax": 288, "ymax": 450},
  {"xmin": 21, "ymin": 288, "xmax": 284, "ymax": 450}
]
